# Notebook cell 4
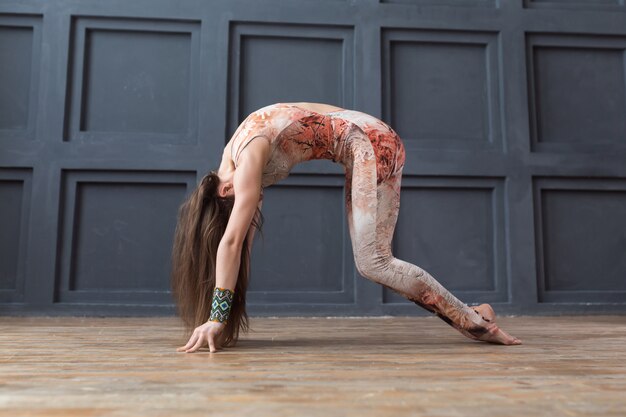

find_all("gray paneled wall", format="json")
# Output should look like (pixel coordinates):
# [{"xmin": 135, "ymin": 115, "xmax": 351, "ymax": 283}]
[{"xmin": 0, "ymin": 0, "xmax": 625, "ymax": 316}]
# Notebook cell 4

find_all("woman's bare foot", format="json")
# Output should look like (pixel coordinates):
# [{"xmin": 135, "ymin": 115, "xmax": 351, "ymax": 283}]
[
  {"xmin": 405, "ymin": 285, "xmax": 522, "ymax": 346},
  {"xmin": 462, "ymin": 303, "xmax": 522, "ymax": 345}
]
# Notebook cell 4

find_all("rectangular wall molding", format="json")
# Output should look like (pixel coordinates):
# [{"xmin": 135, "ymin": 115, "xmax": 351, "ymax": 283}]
[
  {"xmin": 0, "ymin": 14, "xmax": 42, "ymax": 141},
  {"xmin": 382, "ymin": 176, "xmax": 509, "ymax": 313},
  {"xmin": 382, "ymin": 28, "xmax": 504, "ymax": 152},
  {"xmin": 0, "ymin": 168, "xmax": 33, "ymax": 303},
  {"xmin": 534, "ymin": 177, "xmax": 626, "ymax": 304},
  {"xmin": 526, "ymin": 33, "xmax": 626, "ymax": 153},
  {"xmin": 55, "ymin": 170, "xmax": 196, "ymax": 305},
  {"xmin": 1, "ymin": 1, "xmax": 625, "ymax": 315},
  {"xmin": 63, "ymin": 16, "xmax": 201, "ymax": 144}
]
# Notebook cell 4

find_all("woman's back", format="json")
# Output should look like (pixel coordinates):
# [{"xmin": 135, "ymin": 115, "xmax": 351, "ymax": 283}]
[{"xmin": 229, "ymin": 102, "xmax": 404, "ymax": 187}]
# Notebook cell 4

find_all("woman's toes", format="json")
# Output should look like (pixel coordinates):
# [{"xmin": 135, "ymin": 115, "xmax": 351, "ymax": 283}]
[{"xmin": 504, "ymin": 338, "xmax": 522, "ymax": 346}]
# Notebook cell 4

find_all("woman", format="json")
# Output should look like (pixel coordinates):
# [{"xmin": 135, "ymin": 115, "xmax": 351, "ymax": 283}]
[{"xmin": 172, "ymin": 102, "xmax": 522, "ymax": 353}]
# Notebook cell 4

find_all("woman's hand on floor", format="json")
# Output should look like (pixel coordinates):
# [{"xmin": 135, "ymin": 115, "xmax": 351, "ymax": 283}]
[{"xmin": 176, "ymin": 321, "xmax": 225, "ymax": 353}]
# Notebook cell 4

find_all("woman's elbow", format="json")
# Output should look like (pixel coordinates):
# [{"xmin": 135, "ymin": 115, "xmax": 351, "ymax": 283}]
[{"xmin": 219, "ymin": 236, "xmax": 244, "ymax": 251}]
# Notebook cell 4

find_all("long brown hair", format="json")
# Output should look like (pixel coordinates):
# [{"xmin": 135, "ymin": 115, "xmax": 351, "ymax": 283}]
[{"xmin": 170, "ymin": 170, "xmax": 263, "ymax": 347}]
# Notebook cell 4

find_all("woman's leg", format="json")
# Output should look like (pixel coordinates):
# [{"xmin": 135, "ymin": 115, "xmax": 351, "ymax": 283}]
[{"xmin": 345, "ymin": 135, "xmax": 521, "ymax": 345}]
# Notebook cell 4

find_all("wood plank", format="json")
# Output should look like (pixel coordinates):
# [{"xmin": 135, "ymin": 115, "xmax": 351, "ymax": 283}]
[{"xmin": 1, "ymin": 316, "xmax": 625, "ymax": 416}]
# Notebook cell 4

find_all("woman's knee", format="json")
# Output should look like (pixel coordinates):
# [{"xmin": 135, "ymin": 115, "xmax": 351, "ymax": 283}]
[
  {"xmin": 353, "ymin": 251, "xmax": 391, "ymax": 283},
  {"xmin": 354, "ymin": 252, "xmax": 429, "ymax": 290}
]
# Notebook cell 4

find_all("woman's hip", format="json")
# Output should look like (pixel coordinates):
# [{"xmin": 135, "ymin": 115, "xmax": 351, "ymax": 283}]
[{"xmin": 331, "ymin": 113, "xmax": 405, "ymax": 184}]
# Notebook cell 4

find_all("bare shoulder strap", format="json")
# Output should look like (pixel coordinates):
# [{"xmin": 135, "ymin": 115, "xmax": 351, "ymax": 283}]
[{"xmin": 233, "ymin": 135, "xmax": 271, "ymax": 167}]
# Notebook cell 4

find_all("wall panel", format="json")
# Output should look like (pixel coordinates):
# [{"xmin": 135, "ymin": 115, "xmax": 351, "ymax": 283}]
[
  {"xmin": 534, "ymin": 178, "xmax": 626, "ymax": 304},
  {"xmin": 382, "ymin": 29, "xmax": 503, "ymax": 151},
  {"xmin": 55, "ymin": 170, "xmax": 195, "ymax": 305},
  {"xmin": 248, "ymin": 175, "xmax": 355, "ymax": 305},
  {"xmin": 0, "ymin": 169, "xmax": 32, "ymax": 303},
  {"xmin": 524, "ymin": 0, "xmax": 625, "ymax": 11},
  {"xmin": 0, "ymin": 14, "xmax": 41, "ymax": 141},
  {"xmin": 527, "ymin": 33, "xmax": 626, "ymax": 152},
  {"xmin": 65, "ymin": 17, "xmax": 201, "ymax": 144},
  {"xmin": 383, "ymin": 177, "xmax": 508, "ymax": 311},
  {"xmin": 0, "ymin": 0, "xmax": 624, "ymax": 316}
]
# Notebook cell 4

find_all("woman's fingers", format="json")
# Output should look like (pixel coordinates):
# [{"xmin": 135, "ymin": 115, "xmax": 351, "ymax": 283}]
[
  {"xmin": 175, "ymin": 324, "xmax": 224, "ymax": 353},
  {"xmin": 176, "ymin": 336, "xmax": 194, "ymax": 351},
  {"xmin": 208, "ymin": 332, "xmax": 217, "ymax": 353},
  {"xmin": 185, "ymin": 334, "xmax": 205, "ymax": 353},
  {"xmin": 176, "ymin": 332, "xmax": 199, "ymax": 352}
]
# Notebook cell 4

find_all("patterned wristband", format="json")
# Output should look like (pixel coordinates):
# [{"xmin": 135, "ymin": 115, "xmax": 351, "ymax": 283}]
[{"xmin": 209, "ymin": 287, "xmax": 235, "ymax": 324}]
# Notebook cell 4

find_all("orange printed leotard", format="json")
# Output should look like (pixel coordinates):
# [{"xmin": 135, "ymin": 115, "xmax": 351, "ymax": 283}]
[{"xmin": 230, "ymin": 103, "xmax": 405, "ymax": 189}]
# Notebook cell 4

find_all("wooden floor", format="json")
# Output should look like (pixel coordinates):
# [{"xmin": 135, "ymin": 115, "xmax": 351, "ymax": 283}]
[{"xmin": 1, "ymin": 315, "xmax": 625, "ymax": 417}]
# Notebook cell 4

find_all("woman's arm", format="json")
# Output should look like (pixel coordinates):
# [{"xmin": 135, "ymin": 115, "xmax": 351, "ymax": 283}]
[
  {"xmin": 177, "ymin": 139, "xmax": 268, "ymax": 354},
  {"xmin": 215, "ymin": 139, "xmax": 268, "ymax": 291}
]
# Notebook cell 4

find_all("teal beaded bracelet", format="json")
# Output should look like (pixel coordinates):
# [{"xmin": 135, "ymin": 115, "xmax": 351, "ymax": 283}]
[{"xmin": 209, "ymin": 287, "xmax": 235, "ymax": 324}]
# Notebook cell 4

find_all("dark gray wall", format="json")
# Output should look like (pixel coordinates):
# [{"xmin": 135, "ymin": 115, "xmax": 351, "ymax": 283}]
[{"xmin": 1, "ymin": 0, "xmax": 625, "ymax": 317}]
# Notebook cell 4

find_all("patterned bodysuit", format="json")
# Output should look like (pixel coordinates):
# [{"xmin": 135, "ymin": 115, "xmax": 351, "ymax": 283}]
[
  {"xmin": 230, "ymin": 103, "xmax": 406, "ymax": 189},
  {"xmin": 230, "ymin": 103, "xmax": 491, "ymax": 339}
]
